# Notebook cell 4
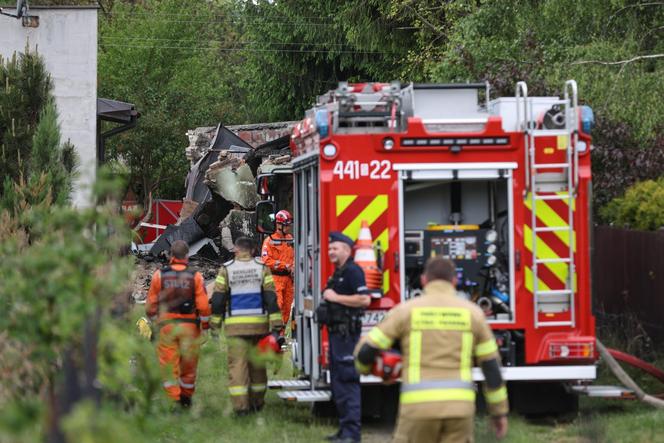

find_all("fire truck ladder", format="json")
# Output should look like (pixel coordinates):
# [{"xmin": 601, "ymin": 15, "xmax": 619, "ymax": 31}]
[{"xmin": 516, "ymin": 80, "xmax": 579, "ymax": 328}]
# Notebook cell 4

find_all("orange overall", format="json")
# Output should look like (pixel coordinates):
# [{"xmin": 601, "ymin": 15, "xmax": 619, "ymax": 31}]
[
  {"xmin": 146, "ymin": 257, "xmax": 211, "ymax": 402},
  {"xmin": 261, "ymin": 232, "xmax": 294, "ymax": 324}
]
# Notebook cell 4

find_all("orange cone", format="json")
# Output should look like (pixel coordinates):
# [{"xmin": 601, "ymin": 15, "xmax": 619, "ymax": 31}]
[{"xmin": 354, "ymin": 220, "xmax": 383, "ymax": 297}]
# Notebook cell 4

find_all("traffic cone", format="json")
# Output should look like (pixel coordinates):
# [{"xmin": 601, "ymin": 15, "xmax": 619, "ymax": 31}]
[{"xmin": 355, "ymin": 220, "xmax": 383, "ymax": 297}]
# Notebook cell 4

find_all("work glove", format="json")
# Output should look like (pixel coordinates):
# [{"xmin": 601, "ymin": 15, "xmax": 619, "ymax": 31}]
[
  {"xmin": 136, "ymin": 316, "xmax": 153, "ymax": 341},
  {"xmin": 272, "ymin": 331, "xmax": 286, "ymax": 349}
]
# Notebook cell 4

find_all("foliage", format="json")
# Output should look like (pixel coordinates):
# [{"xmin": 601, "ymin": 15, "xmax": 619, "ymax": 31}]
[
  {"xmin": 600, "ymin": 177, "xmax": 664, "ymax": 230},
  {"xmin": 0, "ymin": 49, "xmax": 54, "ymax": 193},
  {"xmin": 0, "ymin": 49, "xmax": 78, "ymax": 210},
  {"xmin": 98, "ymin": 0, "xmax": 252, "ymax": 203},
  {"xmin": 0, "ymin": 168, "xmax": 136, "ymax": 440},
  {"xmin": 238, "ymin": 0, "xmax": 415, "ymax": 121}
]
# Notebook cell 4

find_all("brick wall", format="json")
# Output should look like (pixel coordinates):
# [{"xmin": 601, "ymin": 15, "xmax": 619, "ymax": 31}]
[{"xmin": 227, "ymin": 122, "xmax": 298, "ymax": 147}]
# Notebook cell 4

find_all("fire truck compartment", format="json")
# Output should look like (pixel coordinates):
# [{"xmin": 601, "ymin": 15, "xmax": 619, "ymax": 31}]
[{"xmin": 399, "ymin": 163, "xmax": 516, "ymax": 323}]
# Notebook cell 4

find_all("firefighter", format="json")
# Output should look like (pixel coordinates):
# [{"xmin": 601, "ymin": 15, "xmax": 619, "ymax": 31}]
[
  {"xmin": 354, "ymin": 257, "xmax": 509, "ymax": 443},
  {"xmin": 323, "ymin": 231, "xmax": 371, "ymax": 443},
  {"xmin": 146, "ymin": 240, "xmax": 211, "ymax": 408},
  {"xmin": 261, "ymin": 209, "xmax": 294, "ymax": 325},
  {"xmin": 210, "ymin": 237, "xmax": 284, "ymax": 416}
]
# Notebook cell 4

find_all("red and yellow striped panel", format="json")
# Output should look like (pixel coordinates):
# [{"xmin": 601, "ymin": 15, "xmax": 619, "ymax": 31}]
[
  {"xmin": 524, "ymin": 191, "xmax": 576, "ymax": 318},
  {"xmin": 336, "ymin": 194, "xmax": 389, "ymax": 294}
]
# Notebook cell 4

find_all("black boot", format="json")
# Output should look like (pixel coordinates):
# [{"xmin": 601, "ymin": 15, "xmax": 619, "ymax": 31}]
[{"xmin": 179, "ymin": 395, "xmax": 192, "ymax": 409}]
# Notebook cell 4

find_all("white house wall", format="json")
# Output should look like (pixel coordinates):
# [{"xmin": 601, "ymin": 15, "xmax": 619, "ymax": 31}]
[{"xmin": 0, "ymin": 6, "xmax": 98, "ymax": 207}]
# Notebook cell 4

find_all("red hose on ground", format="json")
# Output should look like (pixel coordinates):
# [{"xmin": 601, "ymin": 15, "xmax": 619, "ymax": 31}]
[{"xmin": 607, "ymin": 348, "xmax": 664, "ymax": 385}]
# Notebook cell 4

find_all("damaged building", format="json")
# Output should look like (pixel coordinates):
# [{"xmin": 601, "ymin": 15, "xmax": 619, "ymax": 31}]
[{"xmin": 144, "ymin": 121, "xmax": 296, "ymax": 264}]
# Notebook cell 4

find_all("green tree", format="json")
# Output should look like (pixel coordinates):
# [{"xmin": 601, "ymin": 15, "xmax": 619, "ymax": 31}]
[
  {"xmin": 0, "ymin": 49, "xmax": 54, "ymax": 193},
  {"xmin": 98, "ymin": 0, "xmax": 251, "ymax": 204}
]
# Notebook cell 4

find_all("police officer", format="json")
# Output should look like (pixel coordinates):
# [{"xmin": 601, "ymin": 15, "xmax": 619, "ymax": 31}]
[
  {"xmin": 323, "ymin": 231, "xmax": 371, "ymax": 443},
  {"xmin": 210, "ymin": 237, "xmax": 284, "ymax": 416},
  {"xmin": 355, "ymin": 257, "xmax": 509, "ymax": 443}
]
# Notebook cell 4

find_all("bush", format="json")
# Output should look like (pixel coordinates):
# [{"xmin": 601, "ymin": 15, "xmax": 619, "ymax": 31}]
[{"xmin": 600, "ymin": 177, "xmax": 664, "ymax": 230}]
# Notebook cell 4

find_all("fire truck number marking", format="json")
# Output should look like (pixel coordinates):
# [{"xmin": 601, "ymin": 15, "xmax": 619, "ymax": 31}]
[{"xmin": 333, "ymin": 160, "xmax": 391, "ymax": 180}]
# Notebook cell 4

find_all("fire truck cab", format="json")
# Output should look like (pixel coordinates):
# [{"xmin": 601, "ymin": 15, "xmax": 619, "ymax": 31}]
[{"xmin": 257, "ymin": 80, "xmax": 597, "ymax": 415}]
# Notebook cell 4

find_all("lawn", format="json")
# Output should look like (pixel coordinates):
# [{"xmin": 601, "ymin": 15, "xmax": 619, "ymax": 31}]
[{"xmin": 125, "ymin": 331, "xmax": 664, "ymax": 443}]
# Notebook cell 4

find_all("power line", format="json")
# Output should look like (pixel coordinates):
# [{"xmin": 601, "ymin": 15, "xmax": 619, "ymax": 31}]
[
  {"xmin": 99, "ymin": 36, "xmax": 374, "ymax": 48},
  {"xmin": 99, "ymin": 43, "xmax": 392, "ymax": 55},
  {"xmin": 105, "ymin": 13, "xmax": 340, "ymax": 27}
]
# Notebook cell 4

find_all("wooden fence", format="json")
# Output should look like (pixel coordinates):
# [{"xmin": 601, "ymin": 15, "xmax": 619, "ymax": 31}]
[{"xmin": 592, "ymin": 226, "xmax": 664, "ymax": 341}]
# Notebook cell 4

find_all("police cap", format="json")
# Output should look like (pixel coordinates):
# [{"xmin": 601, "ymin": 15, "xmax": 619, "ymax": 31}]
[{"xmin": 329, "ymin": 231, "xmax": 354, "ymax": 248}]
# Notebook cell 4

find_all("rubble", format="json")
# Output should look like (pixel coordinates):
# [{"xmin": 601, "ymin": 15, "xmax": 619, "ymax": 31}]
[{"xmin": 141, "ymin": 121, "xmax": 293, "ymax": 267}]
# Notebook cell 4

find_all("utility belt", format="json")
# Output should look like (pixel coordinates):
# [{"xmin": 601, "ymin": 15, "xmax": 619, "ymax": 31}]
[
  {"xmin": 167, "ymin": 299, "xmax": 195, "ymax": 314},
  {"xmin": 271, "ymin": 269, "xmax": 291, "ymax": 277},
  {"xmin": 158, "ymin": 317, "xmax": 200, "ymax": 327},
  {"xmin": 316, "ymin": 301, "xmax": 363, "ymax": 335}
]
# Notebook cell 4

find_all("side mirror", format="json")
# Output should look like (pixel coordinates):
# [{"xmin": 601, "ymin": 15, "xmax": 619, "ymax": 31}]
[
  {"xmin": 256, "ymin": 200, "xmax": 276, "ymax": 234},
  {"xmin": 257, "ymin": 173, "xmax": 277, "ymax": 196}
]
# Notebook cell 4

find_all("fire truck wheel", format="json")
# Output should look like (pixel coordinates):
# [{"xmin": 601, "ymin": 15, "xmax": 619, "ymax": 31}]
[
  {"xmin": 311, "ymin": 400, "xmax": 338, "ymax": 418},
  {"xmin": 508, "ymin": 381, "xmax": 579, "ymax": 417}
]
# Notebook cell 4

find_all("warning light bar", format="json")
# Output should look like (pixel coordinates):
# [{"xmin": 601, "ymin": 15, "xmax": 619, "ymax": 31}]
[{"xmin": 400, "ymin": 137, "xmax": 510, "ymax": 147}]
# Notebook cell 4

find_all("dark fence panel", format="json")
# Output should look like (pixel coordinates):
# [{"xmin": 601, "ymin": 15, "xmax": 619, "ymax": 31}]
[{"xmin": 592, "ymin": 226, "xmax": 664, "ymax": 341}]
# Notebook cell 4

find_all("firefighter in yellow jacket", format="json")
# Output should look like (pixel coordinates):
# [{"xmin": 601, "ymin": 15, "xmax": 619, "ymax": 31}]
[
  {"xmin": 210, "ymin": 237, "xmax": 283, "ymax": 416},
  {"xmin": 355, "ymin": 257, "xmax": 509, "ymax": 442}
]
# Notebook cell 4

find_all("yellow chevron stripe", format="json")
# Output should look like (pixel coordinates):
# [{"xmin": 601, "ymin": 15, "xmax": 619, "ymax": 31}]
[
  {"xmin": 376, "ymin": 227, "xmax": 389, "ymax": 253},
  {"xmin": 525, "ymin": 266, "xmax": 550, "ymax": 292},
  {"xmin": 336, "ymin": 195, "xmax": 358, "ymax": 216},
  {"xmin": 524, "ymin": 225, "xmax": 568, "ymax": 286},
  {"xmin": 524, "ymin": 194, "xmax": 575, "ymax": 251},
  {"xmin": 341, "ymin": 195, "xmax": 388, "ymax": 241},
  {"xmin": 383, "ymin": 270, "xmax": 390, "ymax": 294}
]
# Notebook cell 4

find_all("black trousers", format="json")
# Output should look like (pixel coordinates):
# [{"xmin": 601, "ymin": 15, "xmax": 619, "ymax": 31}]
[{"xmin": 329, "ymin": 331, "xmax": 361, "ymax": 441}]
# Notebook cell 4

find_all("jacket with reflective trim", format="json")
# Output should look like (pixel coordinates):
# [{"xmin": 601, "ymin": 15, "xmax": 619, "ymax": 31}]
[
  {"xmin": 261, "ymin": 231, "xmax": 294, "ymax": 276},
  {"xmin": 355, "ymin": 280, "xmax": 508, "ymax": 419},
  {"xmin": 146, "ymin": 258, "xmax": 211, "ymax": 324},
  {"xmin": 213, "ymin": 254, "xmax": 282, "ymax": 336}
]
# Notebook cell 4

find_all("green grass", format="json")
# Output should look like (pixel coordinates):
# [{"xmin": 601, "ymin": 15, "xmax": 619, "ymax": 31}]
[
  {"xmin": 97, "ymin": 310, "xmax": 664, "ymax": 443},
  {"xmin": 132, "ymin": 335, "xmax": 664, "ymax": 443}
]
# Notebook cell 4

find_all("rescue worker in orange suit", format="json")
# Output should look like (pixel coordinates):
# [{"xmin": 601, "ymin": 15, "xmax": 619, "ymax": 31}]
[
  {"xmin": 261, "ymin": 209, "xmax": 294, "ymax": 325},
  {"xmin": 146, "ymin": 240, "xmax": 211, "ymax": 408},
  {"xmin": 210, "ymin": 237, "xmax": 284, "ymax": 416},
  {"xmin": 355, "ymin": 257, "xmax": 509, "ymax": 443}
]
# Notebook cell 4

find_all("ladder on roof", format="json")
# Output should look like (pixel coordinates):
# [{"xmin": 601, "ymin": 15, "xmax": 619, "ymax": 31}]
[{"xmin": 516, "ymin": 80, "xmax": 579, "ymax": 328}]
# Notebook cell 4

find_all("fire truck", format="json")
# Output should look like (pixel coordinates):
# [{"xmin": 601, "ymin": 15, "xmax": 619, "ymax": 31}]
[{"xmin": 255, "ymin": 80, "xmax": 597, "ymax": 415}]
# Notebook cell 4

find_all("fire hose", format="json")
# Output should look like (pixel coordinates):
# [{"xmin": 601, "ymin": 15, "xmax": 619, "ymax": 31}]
[{"xmin": 597, "ymin": 340, "xmax": 664, "ymax": 408}]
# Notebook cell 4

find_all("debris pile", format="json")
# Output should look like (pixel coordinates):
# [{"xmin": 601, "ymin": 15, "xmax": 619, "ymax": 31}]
[{"xmin": 131, "ymin": 121, "xmax": 295, "ymax": 300}]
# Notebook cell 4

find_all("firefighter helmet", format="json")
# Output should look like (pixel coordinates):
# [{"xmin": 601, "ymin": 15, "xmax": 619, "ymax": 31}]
[
  {"xmin": 371, "ymin": 351, "xmax": 402, "ymax": 383},
  {"xmin": 275, "ymin": 209, "xmax": 293, "ymax": 225},
  {"xmin": 257, "ymin": 333, "xmax": 284, "ymax": 355}
]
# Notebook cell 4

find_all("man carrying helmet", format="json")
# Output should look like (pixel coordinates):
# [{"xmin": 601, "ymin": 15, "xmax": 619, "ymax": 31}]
[
  {"xmin": 210, "ymin": 237, "xmax": 284, "ymax": 415},
  {"xmin": 146, "ymin": 240, "xmax": 211, "ymax": 408},
  {"xmin": 261, "ymin": 209, "xmax": 294, "ymax": 325}
]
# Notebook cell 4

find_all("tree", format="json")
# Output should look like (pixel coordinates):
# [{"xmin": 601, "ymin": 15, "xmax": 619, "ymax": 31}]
[
  {"xmin": 0, "ymin": 49, "xmax": 54, "ymax": 194},
  {"xmin": 98, "ymin": 0, "xmax": 252, "ymax": 205}
]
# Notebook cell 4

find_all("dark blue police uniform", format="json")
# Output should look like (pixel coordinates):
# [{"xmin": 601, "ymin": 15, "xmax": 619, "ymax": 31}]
[{"xmin": 327, "ymin": 232, "xmax": 369, "ymax": 442}]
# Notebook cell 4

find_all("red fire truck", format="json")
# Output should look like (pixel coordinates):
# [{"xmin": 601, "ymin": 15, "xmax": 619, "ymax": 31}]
[{"xmin": 256, "ymin": 80, "xmax": 597, "ymax": 415}]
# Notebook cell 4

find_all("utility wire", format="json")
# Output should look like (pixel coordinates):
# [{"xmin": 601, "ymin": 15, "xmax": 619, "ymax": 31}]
[
  {"xmin": 99, "ymin": 36, "xmax": 364, "ymax": 47},
  {"xmin": 99, "ymin": 43, "xmax": 392, "ymax": 55}
]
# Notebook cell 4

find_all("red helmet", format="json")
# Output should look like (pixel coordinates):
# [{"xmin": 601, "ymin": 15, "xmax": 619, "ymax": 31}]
[
  {"xmin": 257, "ymin": 334, "xmax": 282, "ymax": 355},
  {"xmin": 275, "ymin": 209, "xmax": 293, "ymax": 225},
  {"xmin": 371, "ymin": 351, "xmax": 402, "ymax": 383}
]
